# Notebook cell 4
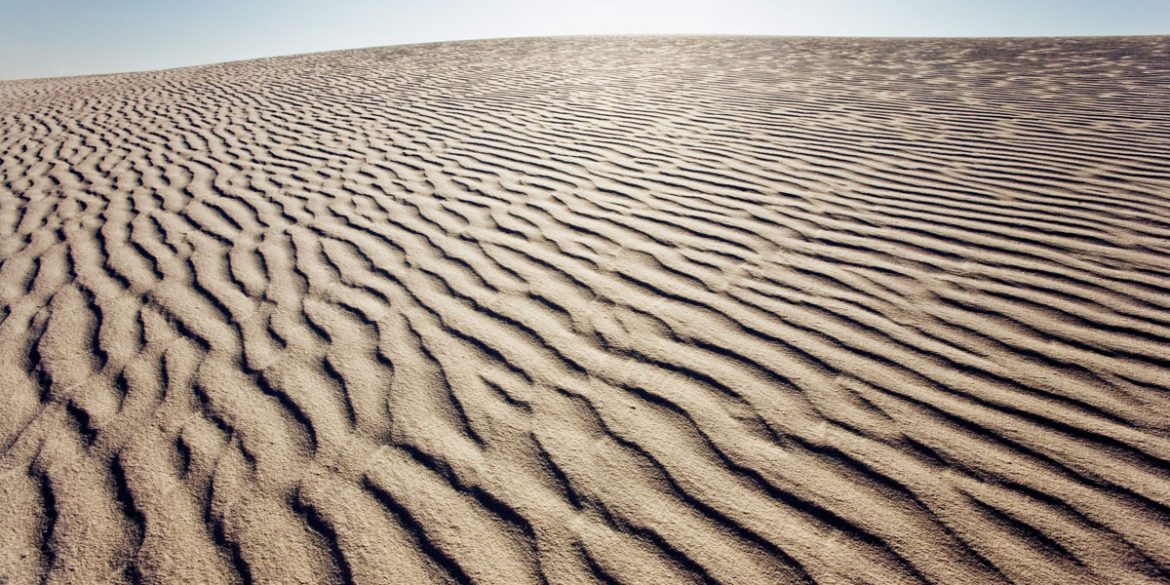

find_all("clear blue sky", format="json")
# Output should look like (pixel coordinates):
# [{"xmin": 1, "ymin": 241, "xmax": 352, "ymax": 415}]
[{"xmin": 2, "ymin": 0, "xmax": 1168, "ymax": 80}]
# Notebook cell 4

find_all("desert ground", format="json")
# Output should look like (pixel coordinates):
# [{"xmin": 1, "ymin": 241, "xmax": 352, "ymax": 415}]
[{"xmin": 1, "ymin": 35, "xmax": 1169, "ymax": 584}]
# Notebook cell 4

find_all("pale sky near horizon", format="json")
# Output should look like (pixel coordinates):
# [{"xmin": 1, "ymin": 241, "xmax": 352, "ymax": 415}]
[{"xmin": 1, "ymin": 0, "xmax": 1168, "ymax": 80}]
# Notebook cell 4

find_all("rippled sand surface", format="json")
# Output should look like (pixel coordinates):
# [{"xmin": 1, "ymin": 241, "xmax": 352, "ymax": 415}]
[{"xmin": 2, "ymin": 36, "xmax": 1169, "ymax": 584}]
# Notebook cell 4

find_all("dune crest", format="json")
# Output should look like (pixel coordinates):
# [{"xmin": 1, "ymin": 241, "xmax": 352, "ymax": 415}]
[{"xmin": 2, "ymin": 36, "xmax": 1170, "ymax": 584}]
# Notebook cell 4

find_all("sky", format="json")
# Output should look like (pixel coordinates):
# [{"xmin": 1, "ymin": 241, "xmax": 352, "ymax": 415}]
[{"xmin": 2, "ymin": 0, "xmax": 1168, "ymax": 80}]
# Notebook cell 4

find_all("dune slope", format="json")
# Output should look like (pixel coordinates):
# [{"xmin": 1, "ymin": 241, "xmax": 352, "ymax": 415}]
[{"xmin": 2, "ymin": 36, "xmax": 1170, "ymax": 584}]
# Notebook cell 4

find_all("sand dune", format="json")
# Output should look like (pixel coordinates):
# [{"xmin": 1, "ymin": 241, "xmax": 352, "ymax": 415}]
[{"xmin": 2, "ymin": 35, "xmax": 1169, "ymax": 584}]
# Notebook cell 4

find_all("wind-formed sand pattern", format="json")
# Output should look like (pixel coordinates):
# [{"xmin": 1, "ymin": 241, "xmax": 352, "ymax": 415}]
[{"xmin": 1, "ymin": 35, "xmax": 1169, "ymax": 584}]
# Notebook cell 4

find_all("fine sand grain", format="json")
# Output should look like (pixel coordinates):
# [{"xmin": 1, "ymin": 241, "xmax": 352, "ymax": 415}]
[{"xmin": 2, "ymin": 36, "xmax": 1170, "ymax": 584}]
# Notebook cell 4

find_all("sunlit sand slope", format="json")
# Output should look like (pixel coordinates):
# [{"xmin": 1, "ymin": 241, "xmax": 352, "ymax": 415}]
[{"xmin": 2, "ymin": 36, "xmax": 1170, "ymax": 584}]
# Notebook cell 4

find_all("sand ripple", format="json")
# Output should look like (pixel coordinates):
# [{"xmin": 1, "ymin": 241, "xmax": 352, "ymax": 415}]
[{"xmin": 2, "ymin": 36, "xmax": 1169, "ymax": 584}]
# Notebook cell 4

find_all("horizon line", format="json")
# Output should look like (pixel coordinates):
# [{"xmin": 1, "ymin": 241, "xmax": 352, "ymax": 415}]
[{"xmin": 4, "ymin": 32, "xmax": 1167, "ymax": 83}]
